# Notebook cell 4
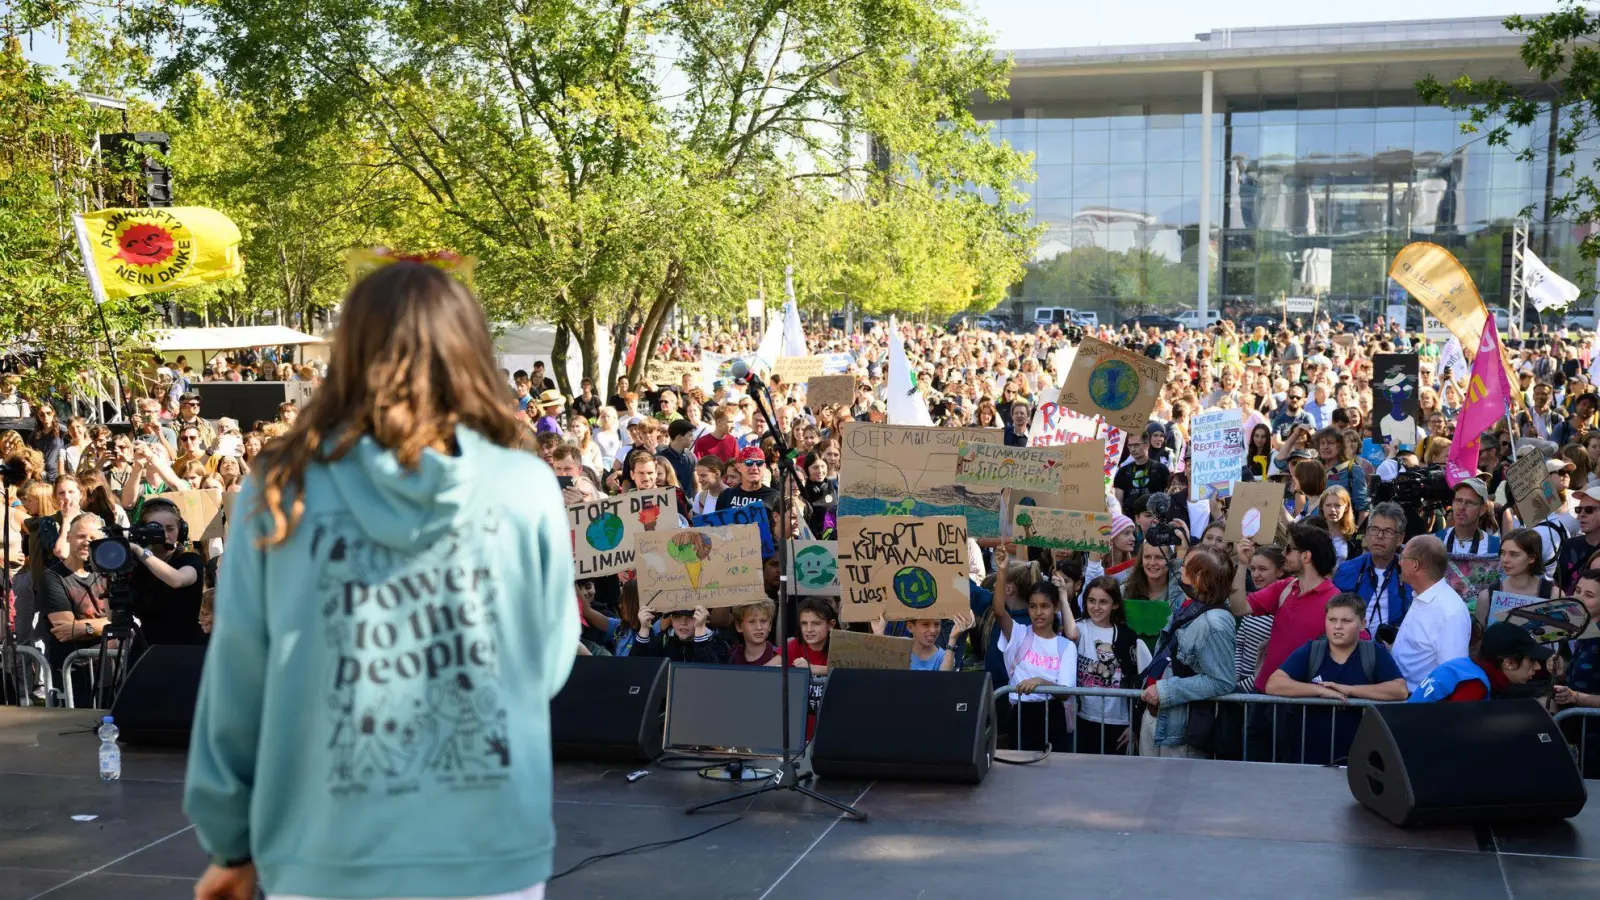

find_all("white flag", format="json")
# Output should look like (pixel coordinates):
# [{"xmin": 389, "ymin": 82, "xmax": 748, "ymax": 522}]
[
  {"xmin": 886, "ymin": 316, "xmax": 933, "ymax": 426},
  {"xmin": 1524, "ymin": 248, "xmax": 1581, "ymax": 312},
  {"xmin": 1438, "ymin": 337, "xmax": 1469, "ymax": 386}
]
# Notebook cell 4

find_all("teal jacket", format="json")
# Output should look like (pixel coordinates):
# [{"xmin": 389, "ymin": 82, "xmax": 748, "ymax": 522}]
[{"xmin": 184, "ymin": 428, "xmax": 579, "ymax": 898}]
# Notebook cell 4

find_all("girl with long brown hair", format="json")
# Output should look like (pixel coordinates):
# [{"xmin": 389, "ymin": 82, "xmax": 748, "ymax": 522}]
[{"xmin": 187, "ymin": 263, "xmax": 579, "ymax": 900}]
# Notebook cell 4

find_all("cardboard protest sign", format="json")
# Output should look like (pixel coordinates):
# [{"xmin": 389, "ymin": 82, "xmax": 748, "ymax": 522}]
[
  {"xmin": 636, "ymin": 524, "xmax": 765, "ymax": 612},
  {"xmin": 1332, "ymin": 334, "xmax": 1356, "ymax": 348},
  {"xmin": 806, "ymin": 374, "xmax": 855, "ymax": 409},
  {"xmin": 999, "ymin": 442, "xmax": 1102, "ymax": 538},
  {"xmin": 1011, "ymin": 507, "xmax": 1114, "ymax": 553},
  {"xmin": 1026, "ymin": 399, "xmax": 1100, "ymax": 447},
  {"xmin": 166, "ymin": 489, "xmax": 224, "ymax": 543},
  {"xmin": 692, "ymin": 502, "xmax": 775, "ymax": 559},
  {"xmin": 566, "ymin": 488, "xmax": 676, "ymax": 578},
  {"xmin": 828, "ymin": 629, "xmax": 912, "ymax": 670},
  {"xmin": 652, "ymin": 360, "xmax": 700, "ymax": 390},
  {"xmin": 1223, "ymin": 480, "xmax": 1283, "ymax": 543},
  {"xmin": 1371, "ymin": 354, "xmax": 1420, "ymax": 449},
  {"xmin": 1484, "ymin": 596, "xmax": 1594, "ymax": 642},
  {"xmin": 1058, "ymin": 336, "xmax": 1168, "ymax": 434},
  {"xmin": 1505, "ymin": 449, "xmax": 1559, "ymax": 527},
  {"xmin": 1188, "ymin": 409, "xmax": 1245, "ymax": 502},
  {"xmin": 839, "ymin": 423, "xmax": 1004, "ymax": 538},
  {"xmin": 773, "ymin": 355, "xmax": 825, "ymax": 381},
  {"xmin": 953, "ymin": 441, "xmax": 1065, "ymax": 493},
  {"xmin": 788, "ymin": 539, "xmax": 840, "ymax": 597},
  {"xmin": 836, "ymin": 515, "xmax": 970, "ymax": 622}
]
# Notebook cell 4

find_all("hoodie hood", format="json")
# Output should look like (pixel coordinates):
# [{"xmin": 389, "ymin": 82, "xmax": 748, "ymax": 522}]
[{"xmin": 325, "ymin": 427, "xmax": 499, "ymax": 551}]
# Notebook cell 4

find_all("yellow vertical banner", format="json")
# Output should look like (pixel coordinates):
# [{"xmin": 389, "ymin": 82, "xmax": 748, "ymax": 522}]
[{"xmin": 1388, "ymin": 242, "xmax": 1521, "ymax": 408}]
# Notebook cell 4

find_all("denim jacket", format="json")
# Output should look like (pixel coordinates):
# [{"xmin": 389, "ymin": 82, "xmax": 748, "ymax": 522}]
[{"xmin": 1152, "ymin": 595, "xmax": 1237, "ymax": 746}]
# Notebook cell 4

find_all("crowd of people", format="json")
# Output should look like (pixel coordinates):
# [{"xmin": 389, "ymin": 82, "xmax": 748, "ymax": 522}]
[{"xmin": 5, "ymin": 308, "xmax": 1600, "ymax": 772}]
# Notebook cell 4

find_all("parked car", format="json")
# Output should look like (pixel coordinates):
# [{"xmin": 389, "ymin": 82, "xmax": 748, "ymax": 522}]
[
  {"xmin": 1071, "ymin": 311, "xmax": 1100, "ymax": 328},
  {"xmin": 1175, "ymin": 309, "xmax": 1222, "ymax": 328},
  {"xmin": 1033, "ymin": 306, "xmax": 1074, "ymax": 329},
  {"xmin": 1127, "ymin": 314, "xmax": 1182, "ymax": 331},
  {"xmin": 949, "ymin": 314, "xmax": 1006, "ymax": 331},
  {"xmin": 1334, "ymin": 313, "xmax": 1365, "ymax": 331},
  {"xmin": 1488, "ymin": 306, "xmax": 1511, "ymax": 332},
  {"xmin": 1564, "ymin": 311, "xmax": 1597, "ymax": 331}
]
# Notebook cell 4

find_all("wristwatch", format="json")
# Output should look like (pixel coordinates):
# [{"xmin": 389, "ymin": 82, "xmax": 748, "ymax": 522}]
[{"xmin": 139, "ymin": 547, "xmax": 153, "ymax": 561}]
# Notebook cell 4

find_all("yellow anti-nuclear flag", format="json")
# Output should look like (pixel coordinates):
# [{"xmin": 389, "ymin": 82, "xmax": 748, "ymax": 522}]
[
  {"xmin": 1388, "ymin": 241, "xmax": 1523, "ymax": 409},
  {"xmin": 75, "ymin": 207, "xmax": 243, "ymax": 300}
]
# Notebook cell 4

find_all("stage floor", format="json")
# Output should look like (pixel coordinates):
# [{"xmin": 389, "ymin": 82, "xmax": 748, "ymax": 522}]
[{"xmin": 3, "ymin": 708, "xmax": 1598, "ymax": 900}]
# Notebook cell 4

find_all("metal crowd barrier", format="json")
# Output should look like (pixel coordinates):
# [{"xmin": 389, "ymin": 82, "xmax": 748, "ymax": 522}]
[
  {"xmin": 61, "ymin": 648, "xmax": 123, "ymax": 709},
  {"xmin": 1553, "ymin": 707, "xmax": 1600, "ymax": 779},
  {"xmin": 991, "ymin": 684, "xmax": 1394, "ymax": 763},
  {"xmin": 2, "ymin": 644, "xmax": 53, "ymax": 706}
]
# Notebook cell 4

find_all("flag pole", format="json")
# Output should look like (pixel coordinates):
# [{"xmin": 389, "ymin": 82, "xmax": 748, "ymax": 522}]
[{"xmin": 72, "ymin": 214, "xmax": 128, "ymax": 423}]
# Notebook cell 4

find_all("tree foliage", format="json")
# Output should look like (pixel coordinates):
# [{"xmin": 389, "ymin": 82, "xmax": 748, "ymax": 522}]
[{"xmin": 1418, "ymin": 3, "xmax": 1600, "ymax": 263}]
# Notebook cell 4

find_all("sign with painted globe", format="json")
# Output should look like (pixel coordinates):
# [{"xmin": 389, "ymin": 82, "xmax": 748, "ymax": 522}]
[
  {"xmin": 835, "ymin": 515, "xmax": 969, "ymax": 622},
  {"xmin": 1058, "ymin": 335, "xmax": 1170, "ymax": 434}
]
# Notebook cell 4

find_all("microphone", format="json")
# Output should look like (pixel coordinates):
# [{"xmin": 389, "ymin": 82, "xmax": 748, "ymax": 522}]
[
  {"xmin": 1146, "ymin": 491, "xmax": 1173, "ymax": 521},
  {"xmin": 728, "ymin": 358, "xmax": 761, "ymax": 386}
]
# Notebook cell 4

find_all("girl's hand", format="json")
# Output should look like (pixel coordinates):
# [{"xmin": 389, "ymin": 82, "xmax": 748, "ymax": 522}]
[
  {"xmin": 1141, "ymin": 684, "xmax": 1161, "ymax": 709},
  {"xmin": 636, "ymin": 608, "xmax": 656, "ymax": 636},
  {"xmin": 1014, "ymin": 677, "xmax": 1044, "ymax": 694},
  {"xmin": 1236, "ymin": 538, "xmax": 1255, "ymax": 568},
  {"xmin": 792, "ymin": 657, "xmax": 809, "ymax": 668},
  {"xmin": 692, "ymin": 605, "xmax": 710, "ymax": 636},
  {"xmin": 869, "ymin": 613, "xmax": 887, "ymax": 636},
  {"xmin": 993, "ymin": 543, "xmax": 1009, "ymax": 570},
  {"xmin": 1554, "ymin": 685, "xmax": 1582, "ymax": 707}
]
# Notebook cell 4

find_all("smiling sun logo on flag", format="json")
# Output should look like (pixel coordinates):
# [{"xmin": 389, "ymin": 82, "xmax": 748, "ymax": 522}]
[{"xmin": 100, "ymin": 210, "xmax": 196, "ymax": 287}]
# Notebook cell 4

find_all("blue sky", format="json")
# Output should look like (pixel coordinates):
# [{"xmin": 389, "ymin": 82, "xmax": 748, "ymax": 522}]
[{"xmin": 20, "ymin": 2, "xmax": 1564, "ymax": 72}]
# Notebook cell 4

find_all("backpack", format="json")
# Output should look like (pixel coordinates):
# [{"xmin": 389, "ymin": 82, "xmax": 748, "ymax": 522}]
[{"xmin": 1305, "ymin": 637, "xmax": 1377, "ymax": 683}]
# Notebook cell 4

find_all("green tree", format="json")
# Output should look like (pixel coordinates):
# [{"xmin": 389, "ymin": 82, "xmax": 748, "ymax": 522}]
[
  {"xmin": 0, "ymin": 37, "xmax": 152, "ymax": 406},
  {"xmin": 139, "ymin": 0, "xmax": 1034, "ymax": 391},
  {"xmin": 1418, "ymin": 3, "xmax": 1600, "ymax": 268}
]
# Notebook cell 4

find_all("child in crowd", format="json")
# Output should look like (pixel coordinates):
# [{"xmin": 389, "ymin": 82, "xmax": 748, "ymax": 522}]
[
  {"xmin": 787, "ymin": 596, "xmax": 836, "ymax": 738},
  {"xmin": 582, "ymin": 579, "xmax": 644, "ymax": 657},
  {"xmin": 871, "ymin": 610, "xmax": 976, "ymax": 671},
  {"xmin": 633, "ymin": 605, "xmax": 725, "ymax": 663},
  {"xmin": 729, "ymin": 599, "xmax": 779, "ymax": 665},
  {"xmin": 993, "ymin": 543, "xmax": 1078, "ymax": 752},
  {"xmin": 1069, "ymin": 576, "xmax": 1151, "ymax": 754}
]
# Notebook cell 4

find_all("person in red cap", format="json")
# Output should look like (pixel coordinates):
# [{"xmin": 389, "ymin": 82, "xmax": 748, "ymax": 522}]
[
  {"xmin": 1555, "ymin": 486, "xmax": 1600, "ymax": 593},
  {"xmin": 715, "ymin": 446, "xmax": 781, "ymax": 511}
]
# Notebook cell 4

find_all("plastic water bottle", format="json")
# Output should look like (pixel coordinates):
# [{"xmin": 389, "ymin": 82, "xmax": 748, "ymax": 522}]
[{"xmin": 98, "ymin": 716, "xmax": 121, "ymax": 782}]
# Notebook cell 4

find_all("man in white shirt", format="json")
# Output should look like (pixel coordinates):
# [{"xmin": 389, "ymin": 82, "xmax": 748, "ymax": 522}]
[{"xmin": 1391, "ymin": 535, "xmax": 1472, "ymax": 691}]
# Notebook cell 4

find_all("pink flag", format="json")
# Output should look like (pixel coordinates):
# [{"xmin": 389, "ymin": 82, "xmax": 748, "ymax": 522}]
[{"xmin": 1445, "ymin": 317, "xmax": 1512, "ymax": 486}]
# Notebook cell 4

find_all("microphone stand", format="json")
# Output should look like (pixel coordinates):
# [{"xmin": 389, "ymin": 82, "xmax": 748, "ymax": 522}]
[{"xmin": 687, "ymin": 371, "xmax": 865, "ymax": 821}]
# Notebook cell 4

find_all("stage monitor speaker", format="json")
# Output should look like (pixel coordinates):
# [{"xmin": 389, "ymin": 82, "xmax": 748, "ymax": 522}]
[
  {"xmin": 550, "ymin": 656, "xmax": 667, "ymax": 763},
  {"xmin": 811, "ymin": 669, "xmax": 995, "ymax": 784},
  {"xmin": 193, "ymin": 381, "xmax": 316, "ymax": 431},
  {"xmin": 109, "ymin": 644, "xmax": 207, "ymax": 747},
  {"xmin": 1347, "ymin": 700, "xmax": 1587, "ymax": 827}
]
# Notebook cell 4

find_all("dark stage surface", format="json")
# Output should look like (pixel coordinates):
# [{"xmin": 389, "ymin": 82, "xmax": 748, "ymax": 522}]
[{"xmin": 3, "ymin": 707, "xmax": 1598, "ymax": 900}]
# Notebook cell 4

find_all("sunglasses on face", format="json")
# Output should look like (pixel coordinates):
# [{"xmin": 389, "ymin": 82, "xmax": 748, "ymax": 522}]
[
  {"xmin": 1579, "ymin": 506, "xmax": 1600, "ymax": 515},
  {"xmin": 742, "ymin": 459, "xmax": 765, "ymax": 468}
]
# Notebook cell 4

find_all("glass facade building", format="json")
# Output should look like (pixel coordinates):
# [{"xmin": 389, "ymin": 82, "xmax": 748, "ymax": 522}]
[{"xmin": 976, "ymin": 17, "xmax": 1596, "ymax": 323}]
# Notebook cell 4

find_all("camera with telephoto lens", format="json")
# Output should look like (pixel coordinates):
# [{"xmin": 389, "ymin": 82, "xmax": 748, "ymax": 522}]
[
  {"xmin": 1372, "ymin": 464, "xmax": 1453, "ymax": 511},
  {"xmin": 1142, "ymin": 492, "xmax": 1184, "ymax": 549},
  {"xmin": 86, "ymin": 521, "xmax": 166, "ymax": 619}
]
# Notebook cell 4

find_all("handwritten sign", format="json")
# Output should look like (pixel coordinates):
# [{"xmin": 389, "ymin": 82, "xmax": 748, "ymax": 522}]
[
  {"xmin": 806, "ymin": 374, "xmax": 855, "ymax": 409},
  {"xmin": 652, "ymin": 360, "xmax": 701, "ymax": 390},
  {"xmin": 836, "ymin": 515, "xmax": 970, "ymax": 622},
  {"xmin": 1011, "ymin": 506, "xmax": 1114, "ymax": 552},
  {"xmin": 166, "ymin": 489, "xmax": 224, "ymax": 544},
  {"xmin": 788, "ymin": 539, "xmax": 840, "ymax": 597},
  {"xmin": 1505, "ymin": 448, "xmax": 1558, "ymax": 527},
  {"xmin": 838, "ymin": 423, "xmax": 1004, "ymax": 538},
  {"xmin": 773, "ymin": 355, "xmax": 826, "ymax": 381},
  {"xmin": 567, "ymin": 488, "xmax": 676, "ymax": 578},
  {"xmin": 1027, "ymin": 399, "xmax": 1101, "ymax": 447},
  {"xmin": 636, "ymin": 524, "xmax": 765, "ymax": 612},
  {"xmin": 1059, "ymin": 336, "xmax": 1168, "ymax": 434},
  {"xmin": 828, "ymin": 629, "xmax": 912, "ymax": 670},
  {"xmin": 1224, "ymin": 480, "xmax": 1283, "ymax": 543},
  {"xmin": 953, "ymin": 441, "xmax": 1064, "ymax": 493},
  {"xmin": 1189, "ymin": 409, "xmax": 1245, "ymax": 501},
  {"xmin": 1485, "ymin": 595, "xmax": 1594, "ymax": 642},
  {"xmin": 693, "ymin": 502, "xmax": 775, "ymax": 559}
]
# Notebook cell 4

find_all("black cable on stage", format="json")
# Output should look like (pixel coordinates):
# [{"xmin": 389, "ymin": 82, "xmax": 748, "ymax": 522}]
[
  {"xmin": 993, "ymin": 743, "xmax": 1052, "ymax": 765},
  {"xmin": 652, "ymin": 755, "xmax": 729, "ymax": 770},
  {"xmin": 548, "ymin": 800, "xmax": 754, "ymax": 882}
]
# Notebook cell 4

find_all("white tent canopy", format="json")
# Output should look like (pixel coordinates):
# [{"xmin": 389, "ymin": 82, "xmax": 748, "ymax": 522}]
[
  {"xmin": 152, "ymin": 325, "xmax": 325, "ymax": 355},
  {"xmin": 494, "ymin": 321, "xmax": 614, "ymax": 392}
]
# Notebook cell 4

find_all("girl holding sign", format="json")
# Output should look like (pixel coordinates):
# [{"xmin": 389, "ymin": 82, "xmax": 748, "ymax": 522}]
[{"xmin": 992, "ymin": 543, "xmax": 1078, "ymax": 752}]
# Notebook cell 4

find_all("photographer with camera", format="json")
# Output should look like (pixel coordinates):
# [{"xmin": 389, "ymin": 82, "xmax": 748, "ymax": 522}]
[
  {"xmin": 1331, "ymin": 501, "xmax": 1413, "ymax": 635},
  {"xmin": 127, "ymin": 497, "xmax": 207, "ymax": 647}
]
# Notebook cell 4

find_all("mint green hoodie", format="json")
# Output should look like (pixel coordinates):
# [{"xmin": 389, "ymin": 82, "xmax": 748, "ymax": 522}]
[{"xmin": 185, "ymin": 428, "xmax": 578, "ymax": 898}]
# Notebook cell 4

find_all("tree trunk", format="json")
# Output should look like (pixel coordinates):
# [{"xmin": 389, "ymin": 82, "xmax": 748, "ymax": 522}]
[
  {"xmin": 550, "ymin": 321, "xmax": 573, "ymax": 399},
  {"xmin": 605, "ymin": 285, "xmax": 642, "ymax": 392},
  {"xmin": 628, "ymin": 260, "xmax": 683, "ymax": 385},
  {"xmin": 579, "ymin": 311, "xmax": 599, "ymax": 387}
]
